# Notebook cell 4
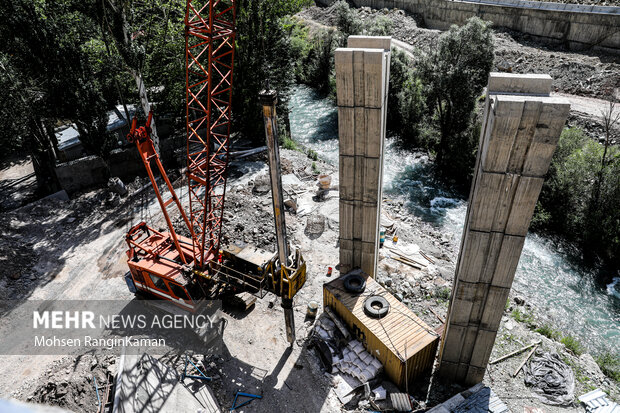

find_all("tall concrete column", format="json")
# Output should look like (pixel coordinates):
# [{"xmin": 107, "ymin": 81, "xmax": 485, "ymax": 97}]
[
  {"xmin": 335, "ymin": 36, "xmax": 391, "ymax": 277},
  {"xmin": 439, "ymin": 73, "xmax": 570, "ymax": 384}
]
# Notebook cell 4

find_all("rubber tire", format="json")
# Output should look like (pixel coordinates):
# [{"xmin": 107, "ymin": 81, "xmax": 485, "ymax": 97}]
[
  {"xmin": 364, "ymin": 296, "xmax": 390, "ymax": 318},
  {"xmin": 343, "ymin": 273, "xmax": 366, "ymax": 293}
]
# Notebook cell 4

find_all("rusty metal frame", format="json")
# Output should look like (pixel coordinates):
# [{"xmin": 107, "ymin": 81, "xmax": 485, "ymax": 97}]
[{"xmin": 185, "ymin": 0, "xmax": 237, "ymax": 270}]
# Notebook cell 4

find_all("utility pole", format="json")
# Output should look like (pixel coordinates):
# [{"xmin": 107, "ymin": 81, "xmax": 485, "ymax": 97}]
[{"xmin": 259, "ymin": 87, "xmax": 295, "ymax": 344}]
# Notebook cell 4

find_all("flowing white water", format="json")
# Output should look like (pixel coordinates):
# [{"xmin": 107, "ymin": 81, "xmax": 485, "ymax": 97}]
[{"xmin": 289, "ymin": 85, "xmax": 619, "ymax": 356}]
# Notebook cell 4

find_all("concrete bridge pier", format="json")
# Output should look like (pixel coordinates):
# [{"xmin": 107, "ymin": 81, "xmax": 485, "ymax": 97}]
[
  {"xmin": 335, "ymin": 36, "xmax": 391, "ymax": 277},
  {"xmin": 439, "ymin": 73, "xmax": 570, "ymax": 385}
]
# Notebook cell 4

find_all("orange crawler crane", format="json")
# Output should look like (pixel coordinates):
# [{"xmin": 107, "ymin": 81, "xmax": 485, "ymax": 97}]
[{"xmin": 122, "ymin": 0, "xmax": 306, "ymax": 342}]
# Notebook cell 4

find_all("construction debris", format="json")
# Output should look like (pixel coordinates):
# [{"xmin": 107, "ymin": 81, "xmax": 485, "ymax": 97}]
[
  {"xmin": 523, "ymin": 352, "xmax": 575, "ymax": 406},
  {"xmin": 579, "ymin": 388, "xmax": 620, "ymax": 413},
  {"xmin": 427, "ymin": 383, "xmax": 509, "ymax": 413},
  {"xmin": 230, "ymin": 391, "xmax": 262, "ymax": 411},
  {"xmin": 490, "ymin": 340, "xmax": 542, "ymax": 365},
  {"xmin": 513, "ymin": 344, "xmax": 539, "ymax": 377}
]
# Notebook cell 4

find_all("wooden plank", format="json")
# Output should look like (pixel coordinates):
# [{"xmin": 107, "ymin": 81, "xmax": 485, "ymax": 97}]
[
  {"xmin": 513, "ymin": 344, "xmax": 538, "ymax": 377},
  {"xmin": 489, "ymin": 340, "xmax": 541, "ymax": 365}
]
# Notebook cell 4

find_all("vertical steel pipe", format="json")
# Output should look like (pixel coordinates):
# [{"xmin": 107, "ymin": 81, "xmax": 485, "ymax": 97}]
[{"xmin": 260, "ymin": 88, "xmax": 294, "ymax": 343}]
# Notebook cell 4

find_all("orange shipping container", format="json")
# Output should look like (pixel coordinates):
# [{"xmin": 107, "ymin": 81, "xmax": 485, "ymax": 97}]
[{"xmin": 323, "ymin": 273, "xmax": 439, "ymax": 390}]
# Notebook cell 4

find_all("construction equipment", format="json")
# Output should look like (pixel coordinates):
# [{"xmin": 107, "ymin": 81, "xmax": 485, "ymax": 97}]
[{"xmin": 122, "ymin": 0, "xmax": 306, "ymax": 343}]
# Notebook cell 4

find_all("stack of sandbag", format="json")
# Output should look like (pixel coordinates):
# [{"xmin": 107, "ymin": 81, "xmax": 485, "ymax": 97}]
[
  {"xmin": 313, "ymin": 314, "xmax": 337, "ymax": 341},
  {"xmin": 333, "ymin": 340, "xmax": 383, "ymax": 382}
]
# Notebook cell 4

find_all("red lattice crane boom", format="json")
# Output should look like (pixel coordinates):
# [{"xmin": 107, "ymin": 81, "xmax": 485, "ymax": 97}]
[
  {"xmin": 185, "ymin": 0, "xmax": 236, "ymax": 269},
  {"xmin": 123, "ymin": 0, "xmax": 306, "ymax": 344}
]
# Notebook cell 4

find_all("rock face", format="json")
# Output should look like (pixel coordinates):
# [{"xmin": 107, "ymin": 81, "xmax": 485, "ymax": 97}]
[{"xmin": 579, "ymin": 353, "xmax": 605, "ymax": 383}]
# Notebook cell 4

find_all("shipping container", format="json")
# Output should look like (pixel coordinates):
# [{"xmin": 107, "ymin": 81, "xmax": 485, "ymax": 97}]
[{"xmin": 323, "ymin": 273, "xmax": 439, "ymax": 389}]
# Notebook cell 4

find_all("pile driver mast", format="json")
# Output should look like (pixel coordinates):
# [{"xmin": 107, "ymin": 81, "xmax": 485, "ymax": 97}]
[{"xmin": 122, "ymin": 0, "xmax": 306, "ymax": 343}]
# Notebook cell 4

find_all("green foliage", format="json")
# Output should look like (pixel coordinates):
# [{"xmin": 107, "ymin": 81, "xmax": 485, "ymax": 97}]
[
  {"xmin": 291, "ymin": 24, "xmax": 337, "ymax": 95},
  {"xmin": 0, "ymin": 55, "xmax": 28, "ymax": 154},
  {"xmin": 560, "ymin": 334, "xmax": 584, "ymax": 356},
  {"xmin": 535, "ymin": 324, "xmax": 560, "ymax": 340},
  {"xmin": 312, "ymin": 161, "xmax": 320, "ymax": 174},
  {"xmin": 233, "ymin": 0, "xmax": 309, "ymax": 144},
  {"xmin": 535, "ymin": 127, "xmax": 620, "ymax": 265},
  {"xmin": 4, "ymin": 0, "xmax": 113, "ymax": 157},
  {"xmin": 366, "ymin": 15, "xmax": 393, "ymax": 36},
  {"xmin": 307, "ymin": 149, "xmax": 319, "ymax": 161},
  {"xmin": 511, "ymin": 308, "xmax": 535, "ymax": 326},
  {"xmin": 282, "ymin": 135, "xmax": 299, "ymax": 151},
  {"xmin": 334, "ymin": 1, "xmax": 362, "ymax": 37},
  {"xmin": 596, "ymin": 353, "xmax": 620, "ymax": 382},
  {"xmin": 417, "ymin": 17, "xmax": 494, "ymax": 189},
  {"xmin": 388, "ymin": 49, "xmax": 426, "ymax": 147},
  {"xmin": 435, "ymin": 286, "xmax": 451, "ymax": 300}
]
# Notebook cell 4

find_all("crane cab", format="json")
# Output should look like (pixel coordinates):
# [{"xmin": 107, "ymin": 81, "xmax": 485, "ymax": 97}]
[{"xmin": 124, "ymin": 222, "xmax": 201, "ymax": 312}]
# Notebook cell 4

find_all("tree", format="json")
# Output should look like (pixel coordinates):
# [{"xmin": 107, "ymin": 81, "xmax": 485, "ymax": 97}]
[
  {"xmin": 233, "ymin": 0, "xmax": 311, "ymax": 143},
  {"xmin": 417, "ymin": 17, "xmax": 494, "ymax": 188},
  {"xmin": 291, "ymin": 25, "xmax": 337, "ymax": 95},
  {"xmin": 334, "ymin": 0, "xmax": 362, "ymax": 38},
  {"xmin": 535, "ymin": 127, "xmax": 620, "ymax": 267},
  {"xmin": 0, "ymin": 0, "xmax": 113, "ymax": 192},
  {"xmin": 75, "ymin": 0, "xmax": 177, "ymax": 153},
  {"xmin": 584, "ymin": 92, "xmax": 620, "ymax": 261},
  {"xmin": 387, "ymin": 49, "xmax": 425, "ymax": 147}
]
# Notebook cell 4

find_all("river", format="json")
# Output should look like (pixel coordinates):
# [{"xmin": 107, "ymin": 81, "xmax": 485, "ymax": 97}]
[{"xmin": 289, "ymin": 84, "xmax": 619, "ymax": 357}]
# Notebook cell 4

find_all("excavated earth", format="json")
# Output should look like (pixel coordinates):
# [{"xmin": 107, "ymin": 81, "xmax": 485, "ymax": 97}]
[
  {"xmin": 1, "ymin": 5, "xmax": 619, "ymax": 412},
  {"xmin": 298, "ymin": 6, "xmax": 620, "ymax": 101},
  {"xmin": 0, "ymin": 148, "xmax": 617, "ymax": 412}
]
